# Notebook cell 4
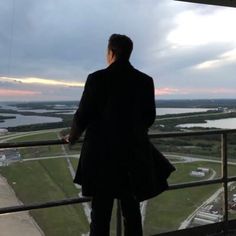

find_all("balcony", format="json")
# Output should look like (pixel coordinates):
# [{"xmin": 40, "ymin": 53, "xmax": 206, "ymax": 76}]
[{"xmin": 1, "ymin": 129, "xmax": 236, "ymax": 235}]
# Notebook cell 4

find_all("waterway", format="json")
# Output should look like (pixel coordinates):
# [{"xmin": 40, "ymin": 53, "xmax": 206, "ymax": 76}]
[
  {"xmin": 0, "ymin": 103, "xmax": 214, "ymax": 128},
  {"xmin": 177, "ymin": 117, "xmax": 236, "ymax": 129},
  {"xmin": 0, "ymin": 113, "xmax": 62, "ymax": 128},
  {"xmin": 156, "ymin": 108, "xmax": 213, "ymax": 116}
]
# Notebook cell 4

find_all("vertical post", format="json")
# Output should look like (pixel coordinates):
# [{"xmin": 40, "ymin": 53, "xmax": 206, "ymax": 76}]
[
  {"xmin": 221, "ymin": 133, "xmax": 228, "ymax": 234},
  {"xmin": 116, "ymin": 200, "xmax": 122, "ymax": 236}
]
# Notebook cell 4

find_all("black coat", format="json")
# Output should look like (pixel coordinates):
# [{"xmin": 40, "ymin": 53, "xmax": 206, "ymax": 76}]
[{"xmin": 69, "ymin": 59, "xmax": 175, "ymax": 201}]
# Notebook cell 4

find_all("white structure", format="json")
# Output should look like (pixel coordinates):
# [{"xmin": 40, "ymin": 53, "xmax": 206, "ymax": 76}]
[
  {"xmin": 197, "ymin": 167, "xmax": 210, "ymax": 173},
  {"xmin": 0, "ymin": 128, "xmax": 8, "ymax": 136},
  {"xmin": 190, "ymin": 171, "xmax": 205, "ymax": 177},
  {"xmin": 193, "ymin": 217, "xmax": 214, "ymax": 225},
  {"xmin": 196, "ymin": 211, "xmax": 222, "ymax": 222},
  {"xmin": 0, "ymin": 154, "xmax": 6, "ymax": 166}
]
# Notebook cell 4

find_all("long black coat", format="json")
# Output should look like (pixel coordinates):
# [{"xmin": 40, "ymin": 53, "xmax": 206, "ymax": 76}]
[{"xmin": 69, "ymin": 59, "xmax": 175, "ymax": 201}]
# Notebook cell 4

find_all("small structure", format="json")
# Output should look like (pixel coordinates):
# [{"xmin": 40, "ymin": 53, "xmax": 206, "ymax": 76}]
[
  {"xmin": 197, "ymin": 167, "xmax": 210, "ymax": 173},
  {"xmin": 0, "ymin": 128, "xmax": 8, "ymax": 136},
  {"xmin": 192, "ymin": 210, "xmax": 223, "ymax": 226},
  {"xmin": 190, "ymin": 171, "xmax": 205, "ymax": 177},
  {"xmin": 0, "ymin": 149, "xmax": 21, "ymax": 166}
]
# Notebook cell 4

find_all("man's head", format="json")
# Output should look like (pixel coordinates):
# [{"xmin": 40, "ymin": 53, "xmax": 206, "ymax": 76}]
[{"xmin": 107, "ymin": 34, "xmax": 133, "ymax": 65}]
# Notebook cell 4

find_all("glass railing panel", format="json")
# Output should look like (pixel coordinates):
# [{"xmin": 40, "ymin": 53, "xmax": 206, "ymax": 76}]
[
  {"xmin": 150, "ymin": 135, "xmax": 222, "ymax": 184},
  {"xmin": 228, "ymin": 181, "xmax": 236, "ymax": 221},
  {"xmin": 0, "ymin": 143, "xmax": 82, "ymax": 205},
  {"xmin": 227, "ymin": 133, "xmax": 236, "ymax": 178},
  {"xmin": 0, "ymin": 206, "xmax": 90, "ymax": 236},
  {"xmin": 143, "ymin": 184, "xmax": 223, "ymax": 235}
]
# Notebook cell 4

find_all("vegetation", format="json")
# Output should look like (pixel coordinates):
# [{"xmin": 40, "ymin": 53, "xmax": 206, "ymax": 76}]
[
  {"xmin": 156, "ymin": 99, "xmax": 236, "ymax": 108},
  {"xmin": 0, "ymin": 115, "xmax": 16, "ymax": 122},
  {"xmin": 0, "ymin": 158, "xmax": 89, "ymax": 236},
  {"xmin": 151, "ymin": 134, "xmax": 236, "ymax": 161},
  {"xmin": 144, "ymin": 161, "xmax": 236, "ymax": 235}
]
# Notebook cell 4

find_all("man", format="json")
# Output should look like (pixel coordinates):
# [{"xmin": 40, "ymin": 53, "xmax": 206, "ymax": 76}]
[{"xmin": 65, "ymin": 34, "xmax": 175, "ymax": 236}]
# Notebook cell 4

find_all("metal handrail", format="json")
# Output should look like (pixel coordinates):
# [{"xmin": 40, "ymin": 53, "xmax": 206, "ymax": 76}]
[
  {"xmin": 1, "ymin": 128, "xmax": 236, "ymax": 149},
  {"xmin": 0, "ymin": 197, "xmax": 91, "ymax": 214},
  {"xmin": 1, "ymin": 128, "xmax": 236, "ymax": 235}
]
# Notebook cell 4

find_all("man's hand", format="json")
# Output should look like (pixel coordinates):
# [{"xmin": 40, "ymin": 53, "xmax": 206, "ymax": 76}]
[{"xmin": 62, "ymin": 134, "xmax": 70, "ymax": 143}]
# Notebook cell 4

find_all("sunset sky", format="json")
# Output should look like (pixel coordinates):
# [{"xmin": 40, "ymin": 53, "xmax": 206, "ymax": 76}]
[{"xmin": 1, "ymin": 0, "xmax": 236, "ymax": 101}]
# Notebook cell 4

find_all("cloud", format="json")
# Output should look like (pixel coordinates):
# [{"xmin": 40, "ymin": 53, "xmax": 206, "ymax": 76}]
[
  {"xmin": 194, "ymin": 49, "xmax": 236, "ymax": 69},
  {"xmin": 167, "ymin": 8, "xmax": 236, "ymax": 47},
  {"xmin": 1, "ymin": 76, "xmax": 85, "ymax": 87},
  {"xmin": 155, "ymin": 86, "xmax": 236, "ymax": 99},
  {"xmin": 0, "ymin": 88, "xmax": 41, "ymax": 96},
  {"xmin": 155, "ymin": 87, "xmax": 179, "ymax": 95},
  {"xmin": 1, "ymin": 0, "xmax": 236, "ymax": 100}
]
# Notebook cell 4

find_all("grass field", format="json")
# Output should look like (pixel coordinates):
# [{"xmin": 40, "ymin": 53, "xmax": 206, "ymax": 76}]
[
  {"xmin": 0, "ymin": 131, "xmax": 89, "ymax": 235},
  {"xmin": 0, "ymin": 158, "xmax": 89, "ymax": 236},
  {"xmin": 144, "ymin": 161, "xmax": 236, "ymax": 235}
]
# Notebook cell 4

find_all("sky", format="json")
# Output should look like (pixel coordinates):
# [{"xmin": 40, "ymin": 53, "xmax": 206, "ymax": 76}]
[{"xmin": 1, "ymin": 0, "xmax": 236, "ymax": 101}]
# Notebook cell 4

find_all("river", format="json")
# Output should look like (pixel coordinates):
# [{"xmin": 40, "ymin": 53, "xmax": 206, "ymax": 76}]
[
  {"xmin": 177, "ymin": 117, "xmax": 236, "ymax": 129},
  {"xmin": 0, "ymin": 113, "xmax": 62, "ymax": 128},
  {"xmin": 0, "ymin": 103, "xmax": 223, "ymax": 129}
]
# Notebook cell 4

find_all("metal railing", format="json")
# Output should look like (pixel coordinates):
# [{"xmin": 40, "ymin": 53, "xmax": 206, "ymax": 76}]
[{"xmin": 1, "ymin": 128, "xmax": 236, "ymax": 235}]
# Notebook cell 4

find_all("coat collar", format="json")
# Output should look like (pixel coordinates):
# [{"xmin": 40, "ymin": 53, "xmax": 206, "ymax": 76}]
[{"xmin": 107, "ymin": 59, "xmax": 133, "ymax": 71}]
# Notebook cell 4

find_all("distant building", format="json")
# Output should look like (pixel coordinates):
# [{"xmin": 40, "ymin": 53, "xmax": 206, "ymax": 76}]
[
  {"xmin": 197, "ymin": 167, "xmax": 210, "ymax": 173},
  {"xmin": 0, "ymin": 128, "xmax": 8, "ymax": 136},
  {"xmin": 192, "ymin": 210, "xmax": 223, "ymax": 227},
  {"xmin": 190, "ymin": 171, "xmax": 205, "ymax": 177},
  {"xmin": 0, "ymin": 149, "xmax": 21, "ymax": 166}
]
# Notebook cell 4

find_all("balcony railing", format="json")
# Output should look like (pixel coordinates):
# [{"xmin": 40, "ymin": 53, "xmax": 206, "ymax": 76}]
[{"xmin": 1, "ymin": 128, "xmax": 236, "ymax": 236}]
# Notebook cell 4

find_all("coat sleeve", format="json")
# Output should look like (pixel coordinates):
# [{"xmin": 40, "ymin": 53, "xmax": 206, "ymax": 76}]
[
  {"xmin": 69, "ymin": 74, "xmax": 96, "ymax": 144},
  {"xmin": 144, "ymin": 77, "xmax": 156, "ymax": 128}
]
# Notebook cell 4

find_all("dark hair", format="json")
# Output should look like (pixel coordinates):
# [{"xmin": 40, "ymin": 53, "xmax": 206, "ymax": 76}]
[{"xmin": 108, "ymin": 34, "xmax": 133, "ymax": 60}]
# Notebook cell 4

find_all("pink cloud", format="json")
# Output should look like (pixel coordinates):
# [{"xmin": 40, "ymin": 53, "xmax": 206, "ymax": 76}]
[
  {"xmin": 181, "ymin": 88, "xmax": 236, "ymax": 94},
  {"xmin": 155, "ymin": 87, "xmax": 179, "ymax": 95},
  {"xmin": 0, "ymin": 89, "xmax": 41, "ymax": 97},
  {"xmin": 155, "ymin": 87, "xmax": 236, "ymax": 96}
]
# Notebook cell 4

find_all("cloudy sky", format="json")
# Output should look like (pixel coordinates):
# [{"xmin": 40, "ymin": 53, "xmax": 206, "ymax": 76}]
[{"xmin": 1, "ymin": 0, "xmax": 236, "ymax": 101}]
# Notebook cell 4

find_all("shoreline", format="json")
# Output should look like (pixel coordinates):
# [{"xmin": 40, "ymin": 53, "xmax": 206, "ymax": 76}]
[{"xmin": 0, "ymin": 175, "xmax": 44, "ymax": 236}]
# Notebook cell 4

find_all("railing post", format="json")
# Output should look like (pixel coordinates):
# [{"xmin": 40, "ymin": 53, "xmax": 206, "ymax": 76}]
[
  {"xmin": 116, "ymin": 200, "xmax": 122, "ymax": 236},
  {"xmin": 221, "ymin": 133, "xmax": 228, "ymax": 235}
]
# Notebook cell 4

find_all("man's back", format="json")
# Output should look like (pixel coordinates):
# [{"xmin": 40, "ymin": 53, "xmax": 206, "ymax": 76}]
[
  {"xmin": 67, "ymin": 34, "xmax": 163, "ymax": 236},
  {"xmin": 70, "ymin": 59, "xmax": 156, "ymax": 198},
  {"xmin": 84, "ymin": 59, "xmax": 156, "ymax": 145}
]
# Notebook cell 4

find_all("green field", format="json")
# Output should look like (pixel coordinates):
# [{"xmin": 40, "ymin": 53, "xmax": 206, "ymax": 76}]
[{"xmin": 0, "ymin": 158, "xmax": 89, "ymax": 236}]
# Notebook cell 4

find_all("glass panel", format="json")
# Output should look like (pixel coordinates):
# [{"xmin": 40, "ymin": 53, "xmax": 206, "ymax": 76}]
[
  {"xmin": 144, "ymin": 184, "xmax": 223, "ymax": 235},
  {"xmin": 228, "ymin": 133, "xmax": 236, "ymax": 178},
  {"xmin": 0, "ymin": 144, "xmax": 81, "ymax": 204},
  {"xmin": 151, "ymin": 136, "xmax": 221, "ymax": 184},
  {"xmin": 31, "ymin": 206, "xmax": 90, "ymax": 236},
  {"xmin": 228, "ymin": 181, "xmax": 236, "ymax": 221},
  {"xmin": 0, "ymin": 206, "xmax": 89, "ymax": 236}
]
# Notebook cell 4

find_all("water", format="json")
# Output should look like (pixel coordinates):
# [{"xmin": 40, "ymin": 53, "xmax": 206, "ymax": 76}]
[
  {"xmin": 156, "ymin": 108, "xmax": 214, "ymax": 116},
  {"xmin": 0, "ymin": 103, "xmax": 222, "ymax": 129},
  {"xmin": 177, "ymin": 118, "xmax": 236, "ymax": 129},
  {"xmin": 0, "ymin": 113, "xmax": 62, "ymax": 128}
]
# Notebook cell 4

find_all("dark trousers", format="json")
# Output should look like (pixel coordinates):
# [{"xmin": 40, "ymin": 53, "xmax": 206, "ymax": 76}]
[{"xmin": 89, "ymin": 191, "xmax": 143, "ymax": 236}]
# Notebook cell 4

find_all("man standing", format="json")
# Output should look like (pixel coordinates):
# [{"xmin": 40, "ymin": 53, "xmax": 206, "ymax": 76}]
[{"xmin": 66, "ymin": 34, "xmax": 174, "ymax": 236}]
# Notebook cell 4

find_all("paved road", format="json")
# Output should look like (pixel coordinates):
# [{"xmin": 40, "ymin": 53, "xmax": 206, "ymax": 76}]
[{"xmin": 21, "ymin": 154, "xmax": 79, "ymax": 162}]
